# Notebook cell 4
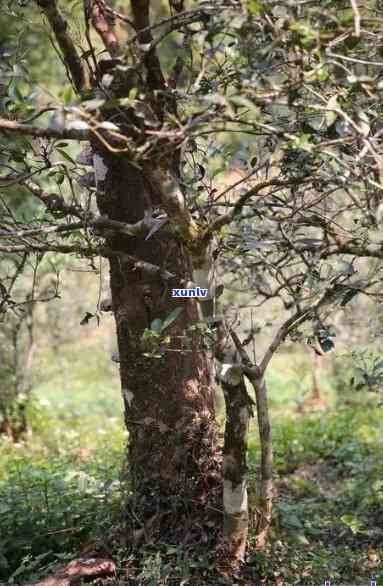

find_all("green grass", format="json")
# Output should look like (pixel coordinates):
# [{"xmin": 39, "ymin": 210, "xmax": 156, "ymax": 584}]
[
  {"xmin": 1, "ymin": 344, "xmax": 383, "ymax": 584},
  {"xmin": 0, "ymin": 338, "xmax": 126, "ymax": 583},
  {"xmin": 248, "ymin": 406, "xmax": 383, "ymax": 584}
]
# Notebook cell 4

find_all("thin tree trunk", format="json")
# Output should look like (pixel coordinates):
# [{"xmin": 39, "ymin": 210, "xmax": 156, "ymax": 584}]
[
  {"xmin": 312, "ymin": 352, "xmax": 322, "ymax": 401},
  {"xmin": 221, "ymin": 377, "xmax": 251, "ymax": 566},
  {"xmin": 94, "ymin": 148, "xmax": 221, "ymax": 543},
  {"xmin": 297, "ymin": 352, "xmax": 327, "ymax": 412},
  {"xmin": 252, "ymin": 375, "xmax": 273, "ymax": 550},
  {"xmin": 0, "ymin": 416, "xmax": 14, "ymax": 440},
  {"xmin": 0, "ymin": 298, "xmax": 35, "ymax": 441}
]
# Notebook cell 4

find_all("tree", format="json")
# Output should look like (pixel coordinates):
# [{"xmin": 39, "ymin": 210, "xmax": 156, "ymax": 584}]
[
  {"xmin": 0, "ymin": 258, "xmax": 35, "ymax": 440},
  {"xmin": 1, "ymin": 0, "xmax": 383, "ymax": 579}
]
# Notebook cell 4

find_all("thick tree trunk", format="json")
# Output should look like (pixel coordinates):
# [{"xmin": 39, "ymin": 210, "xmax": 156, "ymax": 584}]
[{"xmin": 94, "ymin": 149, "xmax": 221, "ymax": 543}]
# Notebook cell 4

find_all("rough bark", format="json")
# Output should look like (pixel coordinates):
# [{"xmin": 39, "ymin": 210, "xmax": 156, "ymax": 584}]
[{"xmin": 94, "ymin": 147, "xmax": 221, "ymax": 543}]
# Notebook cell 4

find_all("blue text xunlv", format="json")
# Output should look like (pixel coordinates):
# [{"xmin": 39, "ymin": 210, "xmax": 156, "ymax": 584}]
[{"xmin": 172, "ymin": 288, "xmax": 208, "ymax": 298}]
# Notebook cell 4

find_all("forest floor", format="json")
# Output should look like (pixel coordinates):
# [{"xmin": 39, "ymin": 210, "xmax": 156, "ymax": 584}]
[{"xmin": 0, "ymin": 340, "xmax": 382, "ymax": 585}]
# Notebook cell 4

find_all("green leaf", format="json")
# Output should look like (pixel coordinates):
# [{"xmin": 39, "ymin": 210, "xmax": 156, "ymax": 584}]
[
  {"xmin": 340, "ymin": 513, "xmax": 362, "ymax": 534},
  {"xmin": 230, "ymin": 95, "xmax": 259, "ymax": 116},
  {"xmin": 82, "ymin": 98, "xmax": 105, "ymax": 111},
  {"xmin": 291, "ymin": 133, "xmax": 312, "ymax": 151},
  {"xmin": 248, "ymin": 0, "xmax": 261, "ymax": 15},
  {"xmin": 161, "ymin": 307, "xmax": 183, "ymax": 332},
  {"xmin": 150, "ymin": 318, "xmax": 163, "ymax": 333},
  {"xmin": 55, "ymin": 172, "xmax": 65, "ymax": 185},
  {"xmin": 325, "ymin": 95, "xmax": 339, "ymax": 128},
  {"xmin": 56, "ymin": 148, "xmax": 76, "ymax": 165},
  {"xmin": 13, "ymin": 84, "xmax": 24, "ymax": 102},
  {"xmin": 63, "ymin": 85, "xmax": 74, "ymax": 105}
]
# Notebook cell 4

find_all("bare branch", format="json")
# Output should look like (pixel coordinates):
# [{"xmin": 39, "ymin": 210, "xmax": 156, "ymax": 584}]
[
  {"xmin": 0, "ymin": 116, "xmax": 133, "ymax": 156},
  {"xmin": 23, "ymin": 180, "xmax": 83, "ymax": 217},
  {"xmin": 256, "ymin": 273, "xmax": 372, "ymax": 375},
  {"xmin": 207, "ymin": 178, "xmax": 309, "ymax": 235},
  {"xmin": 259, "ymin": 309, "xmax": 311, "ymax": 375},
  {"xmin": 0, "ymin": 242, "xmax": 180, "ymax": 284},
  {"xmin": 93, "ymin": 214, "xmax": 169, "ymax": 237},
  {"xmin": 0, "ymin": 118, "xmax": 89, "ymax": 141},
  {"xmin": 0, "ymin": 243, "xmax": 95, "ymax": 255},
  {"xmin": 350, "ymin": 0, "xmax": 361, "ymax": 37},
  {"xmin": 325, "ymin": 50, "xmax": 383, "ymax": 67},
  {"xmin": 0, "ymin": 222, "xmax": 83, "ymax": 239},
  {"xmin": 127, "ymin": 8, "xmax": 213, "ymax": 45}
]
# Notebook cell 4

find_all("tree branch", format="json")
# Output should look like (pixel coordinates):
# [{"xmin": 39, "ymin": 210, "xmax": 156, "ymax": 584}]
[
  {"xmin": 259, "ymin": 309, "xmax": 311, "ymax": 375},
  {"xmin": 0, "ymin": 222, "xmax": 83, "ymax": 240},
  {"xmin": 23, "ymin": 180, "xmax": 83, "ymax": 217},
  {"xmin": 35, "ymin": 0, "xmax": 86, "ymax": 93},
  {"xmin": 145, "ymin": 167, "xmax": 201, "ymax": 249},
  {"xmin": 89, "ymin": 0, "xmax": 121, "ymax": 57},
  {"xmin": 257, "ymin": 272, "xmax": 362, "ymax": 375},
  {"xmin": 96, "ymin": 0, "xmax": 135, "ymax": 29},
  {"xmin": 207, "ymin": 178, "xmax": 310, "ymax": 235},
  {"xmin": 0, "ymin": 118, "xmax": 89, "ymax": 141},
  {"xmin": 0, "ymin": 242, "xmax": 181, "ymax": 284},
  {"xmin": 131, "ymin": 0, "xmax": 166, "ymax": 92}
]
